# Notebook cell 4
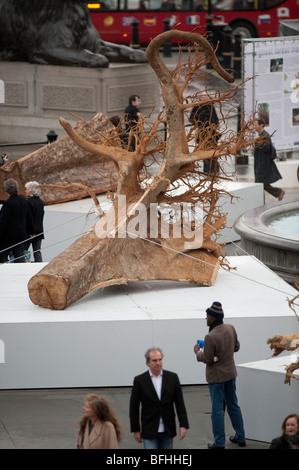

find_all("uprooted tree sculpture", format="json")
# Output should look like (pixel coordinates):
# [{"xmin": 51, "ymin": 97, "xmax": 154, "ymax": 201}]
[{"xmin": 28, "ymin": 30, "xmax": 255, "ymax": 310}]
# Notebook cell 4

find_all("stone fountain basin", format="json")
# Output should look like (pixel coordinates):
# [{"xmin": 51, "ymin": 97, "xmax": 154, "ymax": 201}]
[{"xmin": 234, "ymin": 199, "xmax": 299, "ymax": 283}]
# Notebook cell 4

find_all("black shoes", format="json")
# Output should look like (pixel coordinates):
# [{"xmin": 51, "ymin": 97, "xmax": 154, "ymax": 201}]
[
  {"xmin": 208, "ymin": 437, "xmax": 246, "ymax": 449},
  {"xmin": 207, "ymin": 443, "xmax": 225, "ymax": 449},
  {"xmin": 229, "ymin": 436, "xmax": 246, "ymax": 447}
]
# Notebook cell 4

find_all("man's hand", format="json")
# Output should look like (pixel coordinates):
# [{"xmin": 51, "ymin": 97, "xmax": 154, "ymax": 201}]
[
  {"xmin": 134, "ymin": 431, "xmax": 142, "ymax": 443},
  {"xmin": 179, "ymin": 427, "xmax": 187, "ymax": 440}
]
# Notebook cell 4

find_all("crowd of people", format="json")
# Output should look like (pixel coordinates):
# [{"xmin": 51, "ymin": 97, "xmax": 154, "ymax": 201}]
[
  {"xmin": 74, "ymin": 301, "xmax": 298, "ymax": 450},
  {"xmin": 110, "ymin": 91, "xmax": 286, "ymax": 208},
  {"xmin": 0, "ymin": 176, "xmax": 44, "ymax": 264}
]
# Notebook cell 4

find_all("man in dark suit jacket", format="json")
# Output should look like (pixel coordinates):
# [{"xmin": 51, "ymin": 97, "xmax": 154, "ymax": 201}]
[
  {"xmin": 0, "ymin": 178, "xmax": 34, "ymax": 263},
  {"xmin": 129, "ymin": 347, "xmax": 189, "ymax": 449}
]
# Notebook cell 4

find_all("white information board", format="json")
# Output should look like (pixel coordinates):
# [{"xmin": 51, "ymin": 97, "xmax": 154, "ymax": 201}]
[{"xmin": 243, "ymin": 36, "xmax": 299, "ymax": 152}]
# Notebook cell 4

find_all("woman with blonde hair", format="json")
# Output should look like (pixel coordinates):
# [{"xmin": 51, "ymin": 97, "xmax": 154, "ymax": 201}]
[{"xmin": 77, "ymin": 394, "xmax": 122, "ymax": 449}]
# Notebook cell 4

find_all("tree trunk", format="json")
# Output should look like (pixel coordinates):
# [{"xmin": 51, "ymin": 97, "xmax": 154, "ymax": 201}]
[{"xmin": 0, "ymin": 113, "xmax": 118, "ymax": 204}]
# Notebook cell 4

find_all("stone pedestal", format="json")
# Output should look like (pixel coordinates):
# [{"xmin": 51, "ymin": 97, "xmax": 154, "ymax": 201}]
[
  {"xmin": 0, "ymin": 61, "xmax": 160, "ymax": 143},
  {"xmin": 237, "ymin": 356, "xmax": 299, "ymax": 443},
  {"xmin": 0, "ymin": 256, "xmax": 297, "ymax": 389}
]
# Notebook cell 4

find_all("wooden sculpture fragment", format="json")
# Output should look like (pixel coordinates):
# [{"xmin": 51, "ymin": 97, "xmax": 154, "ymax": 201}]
[
  {"xmin": 267, "ymin": 285, "xmax": 299, "ymax": 384},
  {"xmin": 0, "ymin": 113, "xmax": 119, "ymax": 204},
  {"xmin": 28, "ymin": 30, "xmax": 255, "ymax": 310}
]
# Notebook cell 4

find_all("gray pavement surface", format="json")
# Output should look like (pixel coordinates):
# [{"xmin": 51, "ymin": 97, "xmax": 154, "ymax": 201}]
[{"xmin": 0, "ymin": 385, "xmax": 270, "ymax": 450}]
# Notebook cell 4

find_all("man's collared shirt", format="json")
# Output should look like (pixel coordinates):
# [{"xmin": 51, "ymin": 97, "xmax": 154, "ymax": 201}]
[{"xmin": 149, "ymin": 369, "xmax": 164, "ymax": 432}]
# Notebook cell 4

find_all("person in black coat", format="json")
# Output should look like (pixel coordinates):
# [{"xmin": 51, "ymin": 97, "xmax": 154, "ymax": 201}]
[
  {"xmin": 0, "ymin": 178, "xmax": 34, "ymax": 263},
  {"xmin": 269, "ymin": 414, "xmax": 299, "ymax": 449},
  {"xmin": 129, "ymin": 347, "xmax": 189, "ymax": 449},
  {"xmin": 253, "ymin": 119, "xmax": 285, "ymax": 201},
  {"xmin": 124, "ymin": 95, "xmax": 141, "ymax": 151},
  {"xmin": 0, "ymin": 153, "xmax": 8, "ymax": 166},
  {"xmin": 189, "ymin": 91, "xmax": 220, "ymax": 174},
  {"xmin": 24, "ymin": 181, "xmax": 45, "ymax": 262}
]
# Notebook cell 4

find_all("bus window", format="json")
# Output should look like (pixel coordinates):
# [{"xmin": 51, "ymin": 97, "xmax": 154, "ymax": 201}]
[
  {"xmin": 87, "ymin": 1, "xmax": 114, "ymax": 10},
  {"xmin": 263, "ymin": 0, "xmax": 286, "ymax": 7},
  {"xmin": 179, "ymin": 0, "xmax": 199, "ymax": 9},
  {"xmin": 231, "ymin": 0, "xmax": 248, "ymax": 8},
  {"xmin": 194, "ymin": 1, "xmax": 206, "ymax": 10},
  {"xmin": 126, "ymin": 0, "xmax": 157, "ymax": 9},
  {"xmin": 212, "ymin": 0, "xmax": 255, "ymax": 9},
  {"xmin": 212, "ymin": 0, "xmax": 233, "ymax": 9},
  {"xmin": 142, "ymin": 0, "xmax": 166, "ymax": 9},
  {"xmin": 161, "ymin": 0, "xmax": 177, "ymax": 10}
]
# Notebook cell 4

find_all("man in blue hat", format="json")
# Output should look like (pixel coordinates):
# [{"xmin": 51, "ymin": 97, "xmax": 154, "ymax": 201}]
[{"xmin": 194, "ymin": 301, "xmax": 246, "ymax": 449}]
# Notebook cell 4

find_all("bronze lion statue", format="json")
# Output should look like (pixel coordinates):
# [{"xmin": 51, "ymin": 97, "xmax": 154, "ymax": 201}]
[{"xmin": 0, "ymin": 0, "xmax": 146, "ymax": 67}]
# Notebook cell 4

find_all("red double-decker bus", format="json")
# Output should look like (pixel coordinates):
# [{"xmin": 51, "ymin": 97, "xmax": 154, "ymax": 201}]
[{"xmin": 87, "ymin": 0, "xmax": 299, "ymax": 45}]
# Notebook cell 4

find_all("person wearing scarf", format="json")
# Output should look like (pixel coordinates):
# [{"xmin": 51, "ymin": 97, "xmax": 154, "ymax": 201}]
[{"xmin": 270, "ymin": 414, "xmax": 299, "ymax": 449}]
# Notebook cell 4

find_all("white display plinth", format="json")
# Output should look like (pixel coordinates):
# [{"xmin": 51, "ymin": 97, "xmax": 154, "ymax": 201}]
[
  {"xmin": 273, "ymin": 160, "xmax": 299, "ymax": 188},
  {"xmin": 237, "ymin": 356, "xmax": 299, "ymax": 443},
  {"xmin": 0, "ymin": 256, "xmax": 297, "ymax": 390},
  {"xmin": 41, "ymin": 180, "xmax": 264, "ymax": 262}
]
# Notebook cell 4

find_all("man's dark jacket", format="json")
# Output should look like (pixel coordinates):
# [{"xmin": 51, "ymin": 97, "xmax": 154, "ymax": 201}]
[
  {"xmin": 129, "ymin": 369, "xmax": 189, "ymax": 439},
  {"xmin": 254, "ymin": 129, "xmax": 282, "ymax": 185},
  {"xmin": 124, "ymin": 103, "xmax": 140, "ymax": 130},
  {"xmin": 0, "ymin": 193, "xmax": 34, "ymax": 249},
  {"xmin": 27, "ymin": 195, "xmax": 45, "ymax": 240},
  {"xmin": 189, "ymin": 104, "xmax": 219, "ymax": 127}
]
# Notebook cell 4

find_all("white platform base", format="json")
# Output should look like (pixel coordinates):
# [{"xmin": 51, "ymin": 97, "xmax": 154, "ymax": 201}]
[
  {"xmin": 0, "ymin": 256, "xmax": 297, "ymax": 390},
  {"xmin": 39, "ymin": 180, "xmax": 263, "ymax": 262},
  {"xmin": 273, "ymin": 160, "xmax": 299, "ymax": 188},
  {"xmin": 0, "ymin": 182, "xmax": 263, "ymax": 263},
  {"xmin": 237, "ymin": 355, "xmax": 299, "ymax": 443}
]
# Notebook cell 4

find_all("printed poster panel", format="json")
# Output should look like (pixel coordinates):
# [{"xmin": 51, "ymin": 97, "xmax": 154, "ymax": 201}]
[{"xmin": 243, "ymin": 37, "xmax": 299, "ymax": 151}]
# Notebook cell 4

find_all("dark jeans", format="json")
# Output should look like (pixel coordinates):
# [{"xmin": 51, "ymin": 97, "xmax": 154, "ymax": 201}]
[
  {"xmin": 143, "ymin": 432, "xmax": 173, "ymax": 449},
  {"xmin": 209, "ymin": 378, "xmax": 245, "ymax": 447},
  {"xmin": 0, "ymin": 244, "xmax": 25, "ymax": 263}
]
